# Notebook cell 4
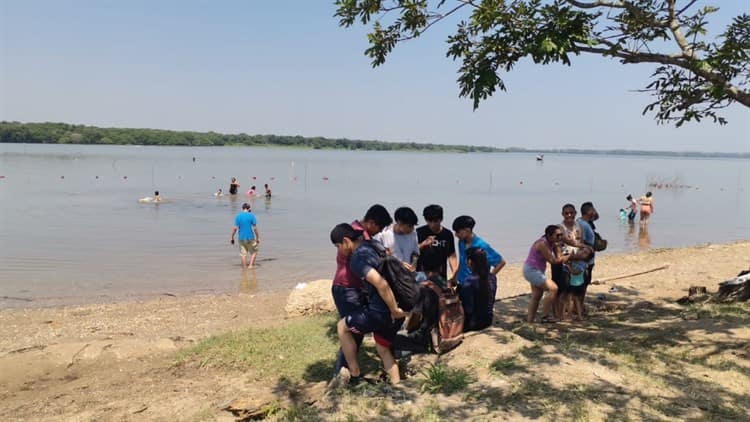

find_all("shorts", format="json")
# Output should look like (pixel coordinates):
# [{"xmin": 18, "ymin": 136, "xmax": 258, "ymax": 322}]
[
  {"xmin": 345, "ymin": 308, "xmax": 403, "ymax": 348},
  {"xmin": 523, "ymin": 263, "xmax": 547, "ymax": 287},
  {"xmin": 551, "ymin": 264, "xmax": 569, "ymax": 294},
  {"xmin": 239, "ymin": 239, "xmax": 259, "ymax": 257},
  {"xmin": 332, "ymin": 285, "xmax": 367, "ymax": 318}
]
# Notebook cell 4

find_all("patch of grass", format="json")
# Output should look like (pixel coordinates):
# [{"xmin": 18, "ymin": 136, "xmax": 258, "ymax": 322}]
[
  {"xmin": 689, "ymin": 302, "xmax": 750, "ymax": 320},
  {"xmin": 490, "ymin": 356, "xmax": 521, "ymax": 375},
  {"xmin": 419, "ymin": 363, "xmax": 474, "ymax": 395},
  {"xmin": 268, "ymin": 403, "xmax": 322, "ymax": 421},
  {"xmin": 174, "ymin": 314, "xmax": 339, "ymax": 382}
]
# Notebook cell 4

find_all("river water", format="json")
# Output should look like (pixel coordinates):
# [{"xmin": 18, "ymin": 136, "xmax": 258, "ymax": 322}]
[{"xmin": 1, "ymin": 144, "xmax": 748, "ymax": 307}]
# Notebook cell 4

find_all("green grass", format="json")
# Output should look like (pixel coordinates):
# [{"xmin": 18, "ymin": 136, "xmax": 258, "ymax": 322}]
[
  {"xmin": 490, "ymin": 356, "xmax": 521, "ymax": 375},
  {"xmin": 175, "ymin": 314, "xmax": 339, "ymax": 382},
  {"xmin": 419, "ymin": 363, "xmax": 474, "ymax": 395}
]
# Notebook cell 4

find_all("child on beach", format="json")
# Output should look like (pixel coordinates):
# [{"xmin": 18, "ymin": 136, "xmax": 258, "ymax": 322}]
[{"xmin": 460, "ymin": 247, "xmax": 497, "ymax": 332}]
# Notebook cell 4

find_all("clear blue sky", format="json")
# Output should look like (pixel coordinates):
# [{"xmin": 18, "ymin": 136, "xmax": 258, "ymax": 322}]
[{"xmin": 1, "ymin": 0, "xmax": 748, "ymax": 152}]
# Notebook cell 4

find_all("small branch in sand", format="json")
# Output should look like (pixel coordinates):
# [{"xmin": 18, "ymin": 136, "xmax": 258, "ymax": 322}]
[
  {"xmin": 1, "ymin": 296, "xmax": 33, "ymax": 302},
  {"xmin": 593, "ymin": 265, "xmax": 670, "ymax": 284},
  {"xmin": 67, "ymin": 344, "xmax": 90, "ymax": 368}
]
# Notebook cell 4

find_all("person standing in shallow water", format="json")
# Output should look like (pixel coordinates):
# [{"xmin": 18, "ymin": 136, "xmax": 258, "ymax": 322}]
[
  {"xmin": 229, "ymin": 177, "xmax": 240, "ymax": 195},
  {"xmin": 264, "ymin": 183, "xmax": 272, "ymax": 199},
  {"xmin": 231, "ymin": 203, "xmax": 260, "ymax": 269},
  {"xmin": 639, "ymin": 192, "xmax": 654, "ymax": 226}
]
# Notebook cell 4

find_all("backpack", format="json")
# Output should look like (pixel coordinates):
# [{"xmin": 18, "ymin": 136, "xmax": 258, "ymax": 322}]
[
  {"xmin": 593, "ymin": 232, "xmax": 608, "ymax": 252},
  {"xmin": 422, "ymin": 281, "xmax": 464, "ymax": 354},
  {"xmin": 378, "ymin": 255, "xmax": 420, "ymax": 311}
]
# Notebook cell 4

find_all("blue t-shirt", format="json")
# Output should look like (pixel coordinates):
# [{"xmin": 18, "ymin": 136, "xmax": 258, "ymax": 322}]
[
  {"xmin": 234, "ymin": 212, "xmax": 257, "ymax": 241},
  {"xmin": 349, "ymin": 240, "xmax": 389, "ymax": 313},
  {"xmin": 577, "ymin": 218, "xmax": 595, "ymax": 265},
  {"xmin": 457, "ymin": 234, "xmax": 502, "ymax": 285}
]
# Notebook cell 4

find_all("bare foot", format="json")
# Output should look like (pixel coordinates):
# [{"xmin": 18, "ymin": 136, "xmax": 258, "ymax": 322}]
[{"xmin": 247, "ymin": 265, "xmax": 254, "ymax": 269}]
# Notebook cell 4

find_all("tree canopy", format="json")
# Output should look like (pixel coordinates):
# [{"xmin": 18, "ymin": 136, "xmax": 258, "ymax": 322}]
[{"xmin": 335, "ymin": 0, "xmax": 750, "ymax": 126}]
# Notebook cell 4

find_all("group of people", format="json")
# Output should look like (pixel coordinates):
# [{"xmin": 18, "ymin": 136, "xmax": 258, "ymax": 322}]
[
  {"xmin": 622, "ymin": 192, "xmax": 655, "ymax": 226},
  {"xmin": 221, "ymin": 177, "xmax": 272, "ymax": 199},
  {"xmin": 327, "ymin": 200, "xmax": 612, "ymax": 385},
  {"xmin": 328, "ymin": 204, "xmax": 512, "ymax": 385}
]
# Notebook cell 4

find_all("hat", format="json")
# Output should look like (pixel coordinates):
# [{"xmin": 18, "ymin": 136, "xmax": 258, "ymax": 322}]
[
  {"xmin": 330, "ymin": 223, "xmax": 363, "ymax": 244},
  {"xmin": 242, "ymin": 203, "xmax": 251, "ymax": 210}
]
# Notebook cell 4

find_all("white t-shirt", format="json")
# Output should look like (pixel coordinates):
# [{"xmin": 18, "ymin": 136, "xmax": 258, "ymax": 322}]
[{"xmin": 374, "ymin": 226, "xmax": 419, "ymax": 263}]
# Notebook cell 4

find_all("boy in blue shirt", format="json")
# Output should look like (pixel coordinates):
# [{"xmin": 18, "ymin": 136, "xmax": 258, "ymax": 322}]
[
  {"xmin": 451, "ymin": 215, "xmax": 505, "ymax": 286},
  {"xmin": 230, "ymin": 203, "xmax": 260, "ymax": 269}
]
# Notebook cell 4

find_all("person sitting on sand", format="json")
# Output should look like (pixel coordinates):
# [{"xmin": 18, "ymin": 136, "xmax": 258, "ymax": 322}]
[
  {"xmin": 334, "ymin": 223, "xmax": 407, "ymax": 385},
  {"xmin": 461, "ymin": 247, "xmax": 497, "ymax": 332},
  {"xmin": 523, "ymin": 225, "xmax": 570, "ymax": 323}
]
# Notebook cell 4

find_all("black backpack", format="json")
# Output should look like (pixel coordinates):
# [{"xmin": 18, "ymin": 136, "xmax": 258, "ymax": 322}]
[{"xmin": 378, "ymin": 255, "xmax": 420, "ymax": 311}]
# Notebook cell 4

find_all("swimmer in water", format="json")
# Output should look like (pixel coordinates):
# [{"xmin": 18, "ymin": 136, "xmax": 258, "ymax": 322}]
[
  {"xmin": 246, "ymin": 185, "xmax": 256, "ymax": 197},
  {"xmin": 216, "ymin": 188, "xmax": 223, "ymax": 197},
  {"xmin": 264, "ymin": 183, "xmax": 272, "ymax": 199},
  {"xmin": 153, "ymin": 190, "xmax": 162, "ymax": 202}
]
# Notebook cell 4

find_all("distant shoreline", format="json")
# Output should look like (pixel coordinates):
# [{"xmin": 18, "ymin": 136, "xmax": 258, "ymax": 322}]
[{"xmin": 1, "ymin": 121, "xmax": 748, "ymax": 158}]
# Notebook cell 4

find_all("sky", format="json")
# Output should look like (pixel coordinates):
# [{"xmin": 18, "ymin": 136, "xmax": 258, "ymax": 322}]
[{"xmin": 1, "ymin": 0, "xmax": 748, "ymax": 152}]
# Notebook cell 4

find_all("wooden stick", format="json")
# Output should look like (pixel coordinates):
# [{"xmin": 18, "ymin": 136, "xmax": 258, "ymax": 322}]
[{"xmin": 594, "ymin": 265, "xmax": 669, "ymax": 284}]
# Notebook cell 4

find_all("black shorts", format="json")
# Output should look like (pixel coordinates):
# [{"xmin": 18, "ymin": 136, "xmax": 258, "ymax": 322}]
[{"xmin": 551, "ymin": 264, "xmax": 569, "ymax": 294}]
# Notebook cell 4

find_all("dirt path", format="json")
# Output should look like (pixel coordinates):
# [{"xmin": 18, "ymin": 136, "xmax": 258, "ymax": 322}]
[{"xmin": 1, "ymin": 241, "xmax": 748, "ymax": 420}]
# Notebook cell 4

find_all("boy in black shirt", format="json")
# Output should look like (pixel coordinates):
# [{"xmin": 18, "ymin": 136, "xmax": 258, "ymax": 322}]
[{"xmin": 416, "ymin": 204, "xmax": 457, "ymax": 280}]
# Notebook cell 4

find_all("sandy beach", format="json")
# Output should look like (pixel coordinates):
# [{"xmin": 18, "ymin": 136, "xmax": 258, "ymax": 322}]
[{"xmin": 1, "ymin": 241, "xmax": 748, "ymax": 420}]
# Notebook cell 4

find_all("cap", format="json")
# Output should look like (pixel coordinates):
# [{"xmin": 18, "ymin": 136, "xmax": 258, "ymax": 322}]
[{"xmin": 330, "ymin": 223, "xmax": 363, "ymax": 244}]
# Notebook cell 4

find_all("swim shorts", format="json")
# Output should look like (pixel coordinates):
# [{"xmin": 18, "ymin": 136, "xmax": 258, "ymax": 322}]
[
  {"xmin": 345, "ymin": 308, "xmax": 403, "ymax": 348},
  {"xmin": 239, "ymin": 240, "xmax": 259, "ymax": 256}
]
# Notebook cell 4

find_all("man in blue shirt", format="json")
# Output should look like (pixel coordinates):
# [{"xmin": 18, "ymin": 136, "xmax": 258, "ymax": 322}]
[
  {"xmin": 451, "ymin": 215, "xmax": 505, "ymax": 286},
  {"xmin": 230, "ymin": 203, "xmax": 260, "ymax": 269}
]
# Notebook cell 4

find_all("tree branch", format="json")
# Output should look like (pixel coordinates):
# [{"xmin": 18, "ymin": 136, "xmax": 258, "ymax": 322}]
[
  {"xmin": 564, "ymin": 0, "xmax": 625, "ymax": 9},
  {"xmin": 577, "ymin": 45, "xmax": 750, "ymax": 107},
  {"xmin": 667, "ymin": 0, "xmax": 696, "ymax": 58},
  {"xmin": 395, "ymin": 1, "xmax": 472, "ymax": 42}
]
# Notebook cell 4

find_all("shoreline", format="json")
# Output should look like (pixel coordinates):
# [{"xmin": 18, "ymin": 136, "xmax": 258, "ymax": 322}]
[{"xmin": 2, "ymin": 239, "xmax": 748, "ymax": 312}]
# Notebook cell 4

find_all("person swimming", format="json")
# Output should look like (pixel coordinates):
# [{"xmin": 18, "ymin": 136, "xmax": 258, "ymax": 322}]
[{"xmin": 139, "ymin": 190, "xmax": 162, "ymax": 203}]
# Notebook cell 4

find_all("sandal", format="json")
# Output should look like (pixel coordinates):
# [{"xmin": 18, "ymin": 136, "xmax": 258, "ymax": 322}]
[{"xmin": 540, "ymin": 315, "xmax": 558, "ymax": 323}]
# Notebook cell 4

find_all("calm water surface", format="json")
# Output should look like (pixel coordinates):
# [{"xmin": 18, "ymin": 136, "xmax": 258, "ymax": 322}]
[{"xmin": 1, "ymin": 144, "xmax": 748, "ymax": 308}]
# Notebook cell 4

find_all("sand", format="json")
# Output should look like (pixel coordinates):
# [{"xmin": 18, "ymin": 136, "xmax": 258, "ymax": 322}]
[{"xmin": 0, "ymin": 241, "xmax": 748, "ymax": 420}]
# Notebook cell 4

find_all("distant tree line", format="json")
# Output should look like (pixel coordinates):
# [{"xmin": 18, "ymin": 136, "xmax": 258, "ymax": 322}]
[
  {"xmin": 0, "ymin": 121, "xmax": 501, "ymax": 153},
  {"xmin": 1, "ymin": 121, "xmax": 746, "ymax": 158}
]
